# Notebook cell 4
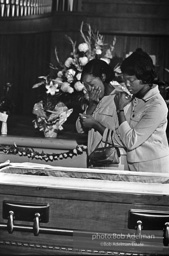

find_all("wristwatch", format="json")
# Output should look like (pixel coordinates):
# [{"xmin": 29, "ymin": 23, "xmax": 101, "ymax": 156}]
[{"xmin": 117, "ymin": 109, "xmax": 124, "ymax": 114}]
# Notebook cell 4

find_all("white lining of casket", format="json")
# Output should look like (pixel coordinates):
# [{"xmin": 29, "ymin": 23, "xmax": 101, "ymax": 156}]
[
  {"xmin": 3, "ymin": 161, "xmax": 169, "ymax": 177},
  {"xmin": 0, "ymin": 162, "xmax": 169, "ymax": 195}
]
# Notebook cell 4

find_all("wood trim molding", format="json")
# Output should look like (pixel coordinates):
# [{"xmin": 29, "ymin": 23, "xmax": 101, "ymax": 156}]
[
  {"xmin": 0, "ymin": 12, "xmax": 168, "ymax": 35},
  {"xmin": 0, "ymin": 14, "xmax": 52, "ymax": 34},
  {"xmin": 83, "ymin": 0, "xmax": 169, "ymax": 5}
]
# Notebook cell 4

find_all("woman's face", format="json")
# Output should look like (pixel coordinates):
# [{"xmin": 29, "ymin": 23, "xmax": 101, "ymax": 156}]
[
  {"xmin": 82, "ymin": 73, "xmax": 105, "ymax": 98},
  {"xmin": 123, "ymin": 74, "xmax": 145, "ymax": 95}
]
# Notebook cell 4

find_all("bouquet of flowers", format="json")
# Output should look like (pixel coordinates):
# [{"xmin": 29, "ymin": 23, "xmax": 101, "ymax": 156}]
[
  {"xmin": 32, "ymin": 22, "xmax": 116, "ymax": 137},
  {"xmin": 32, "ymin": 101, "xmax": 73, "ymax": 138}
]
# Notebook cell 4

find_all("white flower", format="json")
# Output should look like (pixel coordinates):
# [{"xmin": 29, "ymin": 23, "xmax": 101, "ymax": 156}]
[
  {"xmin": 60, "ymin": 82, "xmax": 73, "ymax": 93},
  {"xmin": 95, "ymin": 48, "xmax": 102, "ymax": 55},
  {"xmin": 74, "ymin": 81, "xmax": 85, "ymax": 91},
  {"xmin": 67, "ymin": 76, "xmax": 74, "ymax": 83},
  {"xmin": 64, "ymin": 57, "xmax": 73, "ymax": 68},
  {"xmin": 76, "ymin": 72, "xmax": 82, "ymax": 81},
  {"xmin": 66, "ymin": 69, "xmax": 76, "ymax": 77},
  {"xmin": 46, "ymin": 81, "xmax": 59, "ymax": 95},
  {"xmin": 65, "ymin": 68, "xmax": 76, "ymax": 83},
  {"xmin": 79, "ymin": 56, "xmax": 88, "ymax": 66},
  {"xmin": 67, "ymin": 87, "xmax": 74, "ymax": 94},
  {"xmin": 57, "ymin": 71, "xmax": 63, "ymax": 78},
  {"xmin": 78, "ymin": 43, "xmax": 89, "ymax": 52}
]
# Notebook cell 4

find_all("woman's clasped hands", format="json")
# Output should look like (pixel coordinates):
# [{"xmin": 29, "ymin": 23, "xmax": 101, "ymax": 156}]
[
  {"xmin": 79, "ymin": 113, "xmax": 97, "ymax": 130},
  {"xmin": 114, "ymin": 92, "xmax": 132, "ymax": 110}
]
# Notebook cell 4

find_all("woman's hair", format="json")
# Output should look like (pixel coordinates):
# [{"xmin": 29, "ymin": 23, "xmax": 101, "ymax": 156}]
[
  {"xmin": 121, "ymin": 48, "xmax": 156, "ymax": 84},
  {"xmin": 81, "ymin": 59, "xmax": 115, "ymax": 83}
]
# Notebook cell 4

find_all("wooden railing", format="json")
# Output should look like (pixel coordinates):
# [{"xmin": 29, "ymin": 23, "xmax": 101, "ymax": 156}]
[{"xmin": 0, "ymin": 0, "xmax": 52, "ymax": 17}]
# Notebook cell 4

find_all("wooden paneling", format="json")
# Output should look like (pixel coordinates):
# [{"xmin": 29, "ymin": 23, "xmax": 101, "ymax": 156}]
[
  {"xmin": 84, "ymin": 15, "xmax": 169, "ymax": 35},
  {"xmin": 1, "ymin": 172, "xmax": 169, "ymax": 254},
  {"xmin": 0, "ymin": 31, "xmax": 51, "ymax": 115},
  {"xmin": 82, "ymin": 0, "xmax": 169, "ymax": 17},
  {"xmin": 82, "ymin": 0, "xmax": 169, "ymax": 35},
  {"xmin": 0, "ymin": 15, "xmax": 52, "ymax": 34}
]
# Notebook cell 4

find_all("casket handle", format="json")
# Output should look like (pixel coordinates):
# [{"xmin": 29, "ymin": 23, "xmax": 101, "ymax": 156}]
[
  {"xmin": 163, "ymin": 222, "xmax": 169, "ymax": 246},
  {"xmin": 7, "ymin": 210, "xmax": 14, "ymax": 234},
  {"xmin": 129, "ymin": 209, "xmax": 169, "ymax": 246},
  {"xmin": 0, "ymin": 200, "xmax": 73, "ymax": 236},
  {"xmin": 136, "ymin": 220, "xmax": 142, "ymax": 243},
  {"xmin": 0, "ymin": 222, "xmax": 74, "ymax": 236},
  {"xmin": 6, "ymin": 211, "xmax": 41, "ymax": 236},
  {"xmin": 3, "ymin": 200, "xmax": 49, "ymax": 222},
  {"xmin": 2, "ymin": 200, "xmax": 49, "ymax": 236},
  {"xmin": 33, "ymin": 213, "xmax": 40, "ymax": 236},
  {"xmin": 128, "ymin": 209, "xmax": 169, "ymax": 230}
]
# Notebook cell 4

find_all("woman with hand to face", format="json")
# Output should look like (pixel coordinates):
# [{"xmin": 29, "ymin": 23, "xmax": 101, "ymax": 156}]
[
  {"xmin": 76, "ymin": 59, "xmax": 122, "ymax": 167},
  {"xmin": 105, "ymin": 48, "xmax": 169, "ymax": 172}
]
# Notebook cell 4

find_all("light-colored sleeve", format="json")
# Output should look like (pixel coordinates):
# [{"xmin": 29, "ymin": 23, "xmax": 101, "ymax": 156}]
[
  {"xmin": 101, "ymin": 102, "xmax": 130, "ymax": 148},
  {"xmin": 117, "ymin": 102, "xmax": 168, "ymax": 150}
]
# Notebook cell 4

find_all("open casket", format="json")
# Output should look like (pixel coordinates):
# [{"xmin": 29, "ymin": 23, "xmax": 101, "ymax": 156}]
[{"xmin": 0, "ymin": 162, "xmax": 169, "ymax": 255}]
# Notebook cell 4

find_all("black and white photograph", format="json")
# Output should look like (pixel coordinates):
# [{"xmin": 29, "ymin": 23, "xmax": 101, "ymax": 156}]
[{"xmin": 0, "ymin": 0, "xmax": 169, "ymax": 255}]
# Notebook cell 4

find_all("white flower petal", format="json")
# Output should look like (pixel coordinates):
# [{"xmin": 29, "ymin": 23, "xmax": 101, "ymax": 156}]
[{"xmin": 78, "ymin": 43, "xmax": 89, "ymax": 52}]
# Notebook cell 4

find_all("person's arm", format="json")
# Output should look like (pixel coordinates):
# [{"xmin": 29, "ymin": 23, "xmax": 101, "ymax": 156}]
[
  {"xmin": 114, "ymin": 92, "xmax": 132, "ymax": 125},
  {"xmin": 86, "ymin": 101, "xmax": 98, "ymax": 115},
  {"xmin": 117, "ymin": 102, "xmax": 168, "ymax": 150},
  {"xmin": 92, "ymin": 120, "xmax": 106, "ymax": 135},
  {"xmin": 116, "ymin": 109, "xmax": 126, "ymax": 124}
]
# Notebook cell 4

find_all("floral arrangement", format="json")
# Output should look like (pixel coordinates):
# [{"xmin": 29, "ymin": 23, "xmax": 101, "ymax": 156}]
[{"xmin": 32, "ymin": 22, "xmax": 116, "ymax": 137}]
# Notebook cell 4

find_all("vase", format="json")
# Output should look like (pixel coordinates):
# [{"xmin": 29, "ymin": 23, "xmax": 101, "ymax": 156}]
[
  {"xmin": 1, "ymin": 121, "xmax": 7, "ymax": 135},
  {"xmin": 44, "ymin": 128, "xmax": 58, "ymax": 138}
]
